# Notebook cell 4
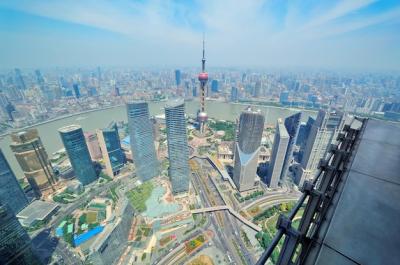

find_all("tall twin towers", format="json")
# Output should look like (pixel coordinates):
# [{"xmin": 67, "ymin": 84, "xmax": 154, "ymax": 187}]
[{"xmin": 127, "ymin": 100, "xmax": 190, "ymax": 194}]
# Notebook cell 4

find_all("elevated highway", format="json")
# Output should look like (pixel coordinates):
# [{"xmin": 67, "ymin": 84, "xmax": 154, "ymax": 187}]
[{"xmin": 192, "ymin": 206, "xmax": 262, "ymax": 232}]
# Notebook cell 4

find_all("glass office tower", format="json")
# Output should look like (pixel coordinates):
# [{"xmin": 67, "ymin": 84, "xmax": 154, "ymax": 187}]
[
  {"xmin": 165, "ymin": 100, "xmax": 190, "ymax": 194},
  {"xmin": 0, "ymin": 149, "xmax": 28, "ymax": 214},
  {"xmin": 59, "ymin": 125, "xmax": 97, "ymax": 185},
  {"xmin": 126, "ymin": 102, "xmax": 159, "ymax": 181}
]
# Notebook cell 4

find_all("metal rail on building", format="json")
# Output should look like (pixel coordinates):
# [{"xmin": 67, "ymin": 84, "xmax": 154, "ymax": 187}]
[{"xmin": 256, "ymin": 117, "xmax": 366, "ymax": 265}]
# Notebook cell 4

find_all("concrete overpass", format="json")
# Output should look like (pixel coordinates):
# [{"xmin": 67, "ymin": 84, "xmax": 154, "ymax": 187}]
[{"xmin": 191, "ymin": 206, "xmax": 262, "ymax": 232}]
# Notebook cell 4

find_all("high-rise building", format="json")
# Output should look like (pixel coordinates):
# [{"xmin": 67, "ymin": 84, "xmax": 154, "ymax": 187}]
[
  {"xmin": 97, "ymin": 122, "xmax": 125, "ymax": 177},
  {"xmin": 0, "ymin": 202, "xmax": 42, "ymax": 265},
  {"xmin": 280, "ymin": 91, "xmax": 289, "ymax": 104},
  {"xmin": 266, "ymin": 119, "xmax": 289, "ymax": 188},
  {"xmin": 297, "ymin": 109, "xmax": 345, "ymax": 186},
  {"xmin": 165, "ymin": 100, "xmax": 190, "ymax": 194},
  {"xmin": 231, "ymin": 86, "xmax": 239, "ymax": 102},
  {"xmin": 73, "ymin": 84, "xmax": 80, "ymax": 98},
  {"xmin": 211, "ymin": 79, "xmax": 219, "ymax": 93},
  {"xmin": 296, "ymin": 117, "xmax": 315, "ymax": 162},
  {"xmin": 84, "ymin": 132, "xmax": 103, "ymax": 160},
  {"xmin": 0, "ymin": 149, "xmax": 28, "ymax": 214},
  {"xmin": 174, "ymin": 69, "xmax": 181, "ymax": 87},
  {"xmin": 14, "ymin": 68, "xmax": 26, "ymax": 91},
  {"xmin": 59, "ymin": 125, "xmax": 98, "ymax": 185},
  {"xmin": 126, "ymin": 102, "xmax": 159, "ymax": 181},
  {"xmin": 281, "ymin": 112, "xmax": 302, "ymax": 180},
  {"xmin": 10, "ymin": 129, "xmax": 57, "ymax": 198},
  {"xmin": 233, "ymin": 107, "xmax": 265, "ymax": 192},
  {"xmin": 254, "ymin": 81, "xmax": 261, "ymax": 98}
]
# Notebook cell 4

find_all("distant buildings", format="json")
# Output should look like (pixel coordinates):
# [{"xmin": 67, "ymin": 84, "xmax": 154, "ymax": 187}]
[
  {"xmin": 267, "ymin": 119, "xmax": 289, "ymax": 189},
  {"xmin": 165, "ymin": 100, "xmax": 190, "ymax": 194},
  {"xmin": 0, "ymin": 202, "xmax": 42, "ymax": 265},
  {"xmin": 14, "ymin": 68, "xmax": 26, "ymax": 91},
  {"xmin": 231, "ymin": 87, "xmax": 239, "ymax": 102},
  {"xmin": 10, "ymin": 129, "xmax": 57, "ymax": 198},
  {"xmin": 59, "ymin": 125, "xmax": 98, "ymax": 185},
  {"xmin": 296, "ymin": 109, "xmax": 345, "ymax": 186},
  {"xmin": 126, "ymin": 102, "xmax": 159, "ymax": 181},
  {"xmin": 211, "ymin": 79, "xmax": 219, "ymax": 93},
  {"xmin": 84, "ymin": 132, "xmax": 103, "ymax": 160},
  {"xmin": 255, "ymin": 81, "xmax": 262, "ymax": 98},
  {"xmin": 73, "ymin": 83, "xmax": 80, "ymax": 98},
  {"xmin": 175, "ymin": 69, "xmax": 181, "ymax": 87},
  {"xmin": 97, "ymin": 122, "xmax": 125, "ymax": 177},
  {"xmin": 233, "ymin": 107, "xmax": 265, "ymax": 192},
  {"xmin": 0, "ymin": 149, "xmax": 28, "ymax": 214},
  {"xmin": 280, "ymin": 91, "xmax": 289, "ymax": 104}
]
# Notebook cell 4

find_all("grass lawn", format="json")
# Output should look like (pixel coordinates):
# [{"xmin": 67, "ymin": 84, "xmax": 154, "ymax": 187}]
[
  {"xmin": 185, "ymin": 234, "xmax": 207, "ymax": 254},
  {"xmin": 126, "ymin": 181, "xmax": 154, "ymax": 213}
]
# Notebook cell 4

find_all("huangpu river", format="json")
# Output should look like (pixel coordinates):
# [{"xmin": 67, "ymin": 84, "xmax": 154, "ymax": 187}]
[{"xmin": 0, "ymin": 100, "xmax": 317, "ymax": 178}]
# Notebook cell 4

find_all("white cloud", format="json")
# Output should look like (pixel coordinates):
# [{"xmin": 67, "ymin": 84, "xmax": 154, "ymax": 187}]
[{"xmin": 0, "ymin": 0, "xmax": 399, "ymax": 69}]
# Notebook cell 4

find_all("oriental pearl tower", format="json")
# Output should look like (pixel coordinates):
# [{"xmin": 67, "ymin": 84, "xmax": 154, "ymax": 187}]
[{"xmin": 197, "ymin": 36, "xmax": 208, "ymax": 134}]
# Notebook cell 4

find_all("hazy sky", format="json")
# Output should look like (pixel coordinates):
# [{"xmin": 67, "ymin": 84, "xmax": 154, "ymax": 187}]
[{"xmin": 0, "ymin": 0, "xmax": 399, "ymax": 70}]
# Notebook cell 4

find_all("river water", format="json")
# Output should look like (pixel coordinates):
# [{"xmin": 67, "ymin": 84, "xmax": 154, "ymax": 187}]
[{"xmin": 0, "ymin": 100, "xmax": 316, "ymax": 178}]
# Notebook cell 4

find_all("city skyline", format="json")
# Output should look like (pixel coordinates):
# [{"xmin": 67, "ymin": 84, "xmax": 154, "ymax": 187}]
[
  {"xmin": 0, "ymin": 1, "xmax": 399, "ymax": 70},
  {"xmin": 0, "ymin": 2, "xmax": 399, "ymax": 264}
]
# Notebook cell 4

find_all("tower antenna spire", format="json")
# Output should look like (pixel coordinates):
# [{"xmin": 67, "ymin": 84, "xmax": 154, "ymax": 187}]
[{"xmin": 202, "ymin": 33, "xmax": 206, "ymax": 72}]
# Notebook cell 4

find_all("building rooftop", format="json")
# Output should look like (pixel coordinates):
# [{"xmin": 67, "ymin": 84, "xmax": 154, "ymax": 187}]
[
  {"xmin": 58, "ymin": 124, "xmax": 82, "ymax": 133},
  {"xmin": 165, "ymin": 98, "xmax": 184, "ymax": 109},
  {"xmin": 303, "ymin": 119, "xmax": 400, "ymax": 265},
  {"xmin": 277, "ymin": 120, "xmax": 289, "ymax": 138},
  {"xmin": 17, "ymin": 200, "xmax": 59, "ymax": 227}
]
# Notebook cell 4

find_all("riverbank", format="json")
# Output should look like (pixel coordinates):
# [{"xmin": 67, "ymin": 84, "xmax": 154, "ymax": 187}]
[
  {"xmin": 0, "ymin": 104, "xmax": 124, "ymax": 138},
  {"xmin": 1, "ymin": 99, "xmax": 318, "ymax": 138}
]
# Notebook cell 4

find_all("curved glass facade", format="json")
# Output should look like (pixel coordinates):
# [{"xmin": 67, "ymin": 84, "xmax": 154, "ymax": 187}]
[
  {"xmin": 59, "ymin": 125, "xmax": 97, "ymax": 185},
  {"xmin": 165, "ymin": 100, "xmax": 190, "ymax": 194},
  {"xmin": 233, "ymin": 108, "xmax": 265, "ymax": 191},
  {"xmin": 126, "ymin": 102, "xmax": 159, "ymax": 181}
]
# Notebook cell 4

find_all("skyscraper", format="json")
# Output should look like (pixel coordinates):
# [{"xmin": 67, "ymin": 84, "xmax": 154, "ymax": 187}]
[
  {"xmin": 10, "ymin": 129, "xmax": 56, "ymax": 198},
  {"xmin": 174, "ymin": 69, "xmax": 181, "ymax": 87},
  {"xmin": 280, "ymin": 91, "xmax": 289, "ymax": 104},
  {"xmin": 296, "ymin": 116, "xmax": 315, "ymax": 162},
  {"xmin": 59, "ymin": 125, "xmax": 97, "ymax": 185},
  {"xmin": 211, "ymin": 79, "xmax": 219, "ymax": 93},
  {"xmin": 97, "ymin": 122, "xmax": 125, "ymax": 177},
  {"xmin": 35, "ymin": 69, "xmax": 45, "ymax": 91},
  {"xmin": 281, "ymin": 112, "xmax": 302, "ymax": 181},
  {"xmin": 0, "ymin": 202, "xmax": 42, "ymax": 265},
  {"xmin": 84, "ymin": 132, "xmax": 103, "ymax": 160},
  {"xmin": 254, "ymin": 81, "xmax": 261, "ymax": 98},
  {"xmin": 165, "ymin": 100, "xmax": 190, "ymax": 194},
  {"xmin": 14, "ymin": 68, "xmax": 26, "ymax": 91},
  {"xmin": 231, "ymin": 86, "xmax": 239, "ymax": 102},
  {"xmin": 266, "ymin": 119, "xmax": 289, "ymax": 189},
  {"xmin": 233, "ymin": 107, "xmax": 265, "ymax": 192},
  {"xmin": 0, "ymin": 149, "xmax": 28, "ymax": 214},
  {"xmin": 126, "ymin": 102, "xmax": 159, "ymax": 181},
  {"xmin": 73, "ymin": 84, "xmax": 80, "ymax": 98},
  {"xmin": 297, "ymin": 109, "xmax": 345, "ymax": 186}
]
